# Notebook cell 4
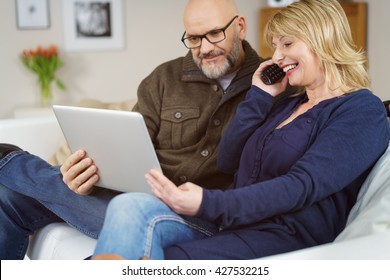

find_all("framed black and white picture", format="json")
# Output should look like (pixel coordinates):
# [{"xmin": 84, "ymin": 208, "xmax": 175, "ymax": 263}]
[
  {"xmin": 16, "ymin": 0, "xmax": 50, "ymax": 30},
  {"xmin": 62, "ymin": 0, "xmax": 124, "ymax": 51},
  {"xmin": 267, "ymin": 0, "xmax": 297, "ymax": 7}
]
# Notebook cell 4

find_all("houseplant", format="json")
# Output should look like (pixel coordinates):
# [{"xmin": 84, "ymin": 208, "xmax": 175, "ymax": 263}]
[{"xmin": 21, "ymin": 45, "xmax": 65, "ymax": 106}]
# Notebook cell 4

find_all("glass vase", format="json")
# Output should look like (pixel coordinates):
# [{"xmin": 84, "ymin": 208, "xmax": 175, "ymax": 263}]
[{"xmin": 40, "ymin": 80, "xmax": 53, "ymax": 107}]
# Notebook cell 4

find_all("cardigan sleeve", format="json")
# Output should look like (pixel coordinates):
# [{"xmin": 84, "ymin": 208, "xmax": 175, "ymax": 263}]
[{"xmin": 199, "ymin": 90, "xmax": 390, "ymax": 229}]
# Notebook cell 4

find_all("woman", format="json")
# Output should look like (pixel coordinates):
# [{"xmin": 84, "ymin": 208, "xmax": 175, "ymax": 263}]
[{"xmin": 92, "ymin": 0, "xmax": 390, "ymax": 260}]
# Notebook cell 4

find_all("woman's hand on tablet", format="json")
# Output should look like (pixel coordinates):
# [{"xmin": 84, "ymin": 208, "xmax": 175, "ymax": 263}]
[
  {"xmin": 145, "ymin": 168, "xmax": 202, "ymax": 216},
  {"xmin": 60, "ymin": 149, "xmax": 99, "ymax": 195}
]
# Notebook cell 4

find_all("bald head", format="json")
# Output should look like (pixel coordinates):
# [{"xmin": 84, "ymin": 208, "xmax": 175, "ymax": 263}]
[
  {"xmin": 183, "ymin": 0, "xmax": 239, "ymax": 34},
  {"xmin": 182, "ymin": 0, "xmax": 246, "ymax": 79}
]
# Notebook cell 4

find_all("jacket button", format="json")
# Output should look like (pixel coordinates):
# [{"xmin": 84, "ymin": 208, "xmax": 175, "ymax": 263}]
[
  {"xmin": 201, "ymin": 150, "xmax": 209, "ymax": 157},
  {"xmin": 213, "ymin": 119, "xmax": 221, "ymax": 126},
  {"xmin": 179, "ymin": 175, "xmax": 187, "ymax": 182},
  {"xmin": 174, "ymin": 112, "xmax": 182, "ymax": 119},
  {"xmin": 212, "ymin": 85, "xmax": 219, "ymax": 92}
]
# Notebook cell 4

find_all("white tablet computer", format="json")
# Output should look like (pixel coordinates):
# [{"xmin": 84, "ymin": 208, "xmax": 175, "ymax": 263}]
[{"xmin": 52, "ymin": 105, "xmax": 161, "ymax": 193}]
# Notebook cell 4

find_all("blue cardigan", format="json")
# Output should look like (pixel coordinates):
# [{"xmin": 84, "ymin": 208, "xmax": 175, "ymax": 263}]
[{"xmin": 197, "ymin": 86, "xmax": 389, "ymax": 255}]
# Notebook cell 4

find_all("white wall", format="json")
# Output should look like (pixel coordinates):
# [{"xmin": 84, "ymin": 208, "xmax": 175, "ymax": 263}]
[
  {"xmin": 0, "ymin": 0, "xmax": 389, "ymax": 119},
  {"xmin": 366, "ymin": 0, "xmax": 390, "ymax": 101}
]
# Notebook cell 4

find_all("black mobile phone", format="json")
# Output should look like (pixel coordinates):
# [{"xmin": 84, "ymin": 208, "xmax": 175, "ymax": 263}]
[{"xmin": 260, "ymin": 64, "xmax": 285, "ymax": 85}]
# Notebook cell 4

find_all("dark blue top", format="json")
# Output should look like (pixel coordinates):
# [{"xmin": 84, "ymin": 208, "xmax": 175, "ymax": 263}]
[{"xmin": 197, "ymin": 86, "xmax": 390, "ymax": 253}]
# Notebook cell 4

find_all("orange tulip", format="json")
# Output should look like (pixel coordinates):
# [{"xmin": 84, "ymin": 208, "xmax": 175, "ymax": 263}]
[{"xmin": 20, "ymin": 44, "xmax": 65, "ymax": 105}]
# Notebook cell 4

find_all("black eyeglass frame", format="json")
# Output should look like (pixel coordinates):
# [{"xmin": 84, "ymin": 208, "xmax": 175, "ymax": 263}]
[{"xmin": 181, "ymin": 15, "xmax": 239, "ymax": 49}]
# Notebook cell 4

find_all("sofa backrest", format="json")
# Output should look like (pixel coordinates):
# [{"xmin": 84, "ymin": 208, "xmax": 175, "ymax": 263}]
[
  {"xmin": 0, "ymin": 116, "xmax": 63, "ymax": 160},
  {"xmin": 335, "ymin": 141, "xmax": 390, "ymax": 242}
]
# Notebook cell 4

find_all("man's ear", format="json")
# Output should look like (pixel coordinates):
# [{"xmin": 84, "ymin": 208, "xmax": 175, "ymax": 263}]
[{"xmin": 236, "ymin": 16, "xmax": 247, "ymax": 40}]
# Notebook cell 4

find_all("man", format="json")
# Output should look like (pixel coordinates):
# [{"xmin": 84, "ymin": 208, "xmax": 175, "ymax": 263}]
[
  {"xmin": 0, "ymin": 0, "xmax": 263, "ymax": 259},
  {"xmin": 383, "ymin": 100, "xmax": 390, "ymax": 117}
]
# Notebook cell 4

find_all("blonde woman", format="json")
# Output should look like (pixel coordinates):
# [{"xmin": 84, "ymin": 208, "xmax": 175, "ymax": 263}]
[{"xmin": 93, "ymin": 0, "xmax": 389, "ymax": 260}]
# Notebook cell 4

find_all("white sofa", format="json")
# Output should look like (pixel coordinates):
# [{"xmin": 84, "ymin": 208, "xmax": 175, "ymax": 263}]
[{"xmin": 1, "ymin": 114, "xmax": 390, "ymax": 260}]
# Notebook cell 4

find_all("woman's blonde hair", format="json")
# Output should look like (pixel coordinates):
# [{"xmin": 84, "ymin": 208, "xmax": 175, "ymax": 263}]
[{"xmin": 264, "ymin": 0, "xmax": 369, "ymax": 92}]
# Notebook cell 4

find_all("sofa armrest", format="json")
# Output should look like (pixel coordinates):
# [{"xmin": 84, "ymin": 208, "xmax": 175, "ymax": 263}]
[
  {"xmin": 27, "ymin": 223, "xmax": 96, "ymax": 260},
  {"xmin": 0, "ymin": 116, "xmax": 63, "ymax": 160}
]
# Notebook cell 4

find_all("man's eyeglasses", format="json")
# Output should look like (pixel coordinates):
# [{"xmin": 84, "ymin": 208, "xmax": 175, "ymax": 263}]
[{"xmin": 181, "ymin": 15, "xmax": 238, "ymax": 49}]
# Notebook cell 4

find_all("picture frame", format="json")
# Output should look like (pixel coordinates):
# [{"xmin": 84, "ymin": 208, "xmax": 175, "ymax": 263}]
[
  {"xmin": 62, "ymin": 0, "xmax": 124, "ymax": 51},
  {"xmin": 16, "ymin": 0, "xmax": 50, "ymax": 30}
]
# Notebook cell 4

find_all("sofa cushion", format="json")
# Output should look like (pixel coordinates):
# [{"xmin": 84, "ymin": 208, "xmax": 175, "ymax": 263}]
[
  {"xmin": 335, "ymin": 142, "xmax": 390, "ymax": 242},
  {"xmin": 77, "ymin": 98, "xmax": 137, "ymax": 111}
]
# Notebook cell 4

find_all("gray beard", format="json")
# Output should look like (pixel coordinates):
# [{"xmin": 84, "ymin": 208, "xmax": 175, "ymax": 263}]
[{"xmin": 195, "ymin": 34, "xmax": 241, "ymax": 80}]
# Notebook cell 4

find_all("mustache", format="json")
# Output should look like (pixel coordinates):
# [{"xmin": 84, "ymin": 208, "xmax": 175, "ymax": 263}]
[{"xmin": 199, "ymin": 50, "xmax": 224, "ymax": 59}]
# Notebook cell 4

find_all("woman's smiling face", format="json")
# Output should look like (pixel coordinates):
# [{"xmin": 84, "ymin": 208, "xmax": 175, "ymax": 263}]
[{"xmin": 271, "ymin": 35, "xmax": 326, "ymax": 91}]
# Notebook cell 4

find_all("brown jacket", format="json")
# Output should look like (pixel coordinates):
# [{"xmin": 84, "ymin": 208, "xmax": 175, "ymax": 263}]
[{"xmin": 133, "ymin": 41, "xmax": 263, "ymax": 189}]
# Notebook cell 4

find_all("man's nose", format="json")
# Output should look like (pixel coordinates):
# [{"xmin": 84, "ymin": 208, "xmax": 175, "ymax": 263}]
[{"xmin": 199, "ymin": 37, "xmax": 215, "ymax": 54}]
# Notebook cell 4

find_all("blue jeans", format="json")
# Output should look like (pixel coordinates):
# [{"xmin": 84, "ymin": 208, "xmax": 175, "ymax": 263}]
[
  {"xmin": 94, "ymin": 192, "xmax": 218, "ymax": 259},
  {"xmin": 0, "ymin": 151, "xmax": 118, "ymax": 260}
]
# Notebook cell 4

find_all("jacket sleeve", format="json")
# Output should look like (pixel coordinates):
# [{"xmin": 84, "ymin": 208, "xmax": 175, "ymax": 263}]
[
  {"xmin": 217, "ymin": 86, "xmax": 274, "ymax": 174},
  {"xmin": 199, "ymin": 91, "xmax": 390, "ymax": 229}
]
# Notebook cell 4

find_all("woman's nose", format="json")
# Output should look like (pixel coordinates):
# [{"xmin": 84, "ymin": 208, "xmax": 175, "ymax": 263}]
[{"xmin": 272, "ymin": 48, "xmax": 284, "ymax": 65}]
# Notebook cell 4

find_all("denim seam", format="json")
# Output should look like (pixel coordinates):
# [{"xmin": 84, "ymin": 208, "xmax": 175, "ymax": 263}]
[
  {"xmin": 144, "ymin": 215, "xmax": 214, "ymax": 257},
  {"xmin": 0, "ymin": 151, "xmax": 25, "ymax": 169}
]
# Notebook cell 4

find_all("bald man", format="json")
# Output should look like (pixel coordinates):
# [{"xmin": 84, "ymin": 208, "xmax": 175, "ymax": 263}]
[{"xmin": 0, "ymin": 0, "xmax": 264, "ymax": 259}]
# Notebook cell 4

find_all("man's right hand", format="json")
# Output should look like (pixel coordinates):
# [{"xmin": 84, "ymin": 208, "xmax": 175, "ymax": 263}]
[{"xmin": 60, "ymin": 149, "xmax": 99, "ymax": 195}]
